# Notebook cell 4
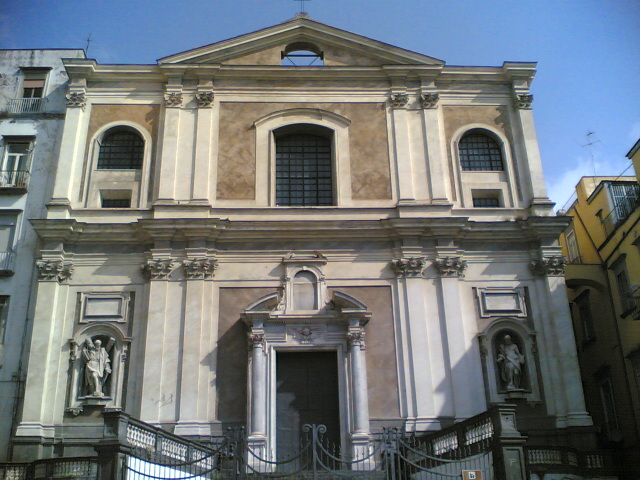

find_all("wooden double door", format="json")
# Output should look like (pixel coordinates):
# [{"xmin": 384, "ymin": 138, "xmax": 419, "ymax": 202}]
[{"xmin": 275, "ymin": 351, "xmax": 341, "ymax": 459}]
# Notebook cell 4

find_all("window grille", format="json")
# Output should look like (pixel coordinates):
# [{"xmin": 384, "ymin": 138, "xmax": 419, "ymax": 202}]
[
  {"xmin": 101, "ymin": 198, "xmax": 131, "ymax": 208},
  {"xmin": 459, "ymin": 131, "xmax": 504, "ymax": 171},
  {"xmin": 473, "ymin": 197, "xmax": 500, "ymax": 208},
  {"xmin": 275, "ymin": 134, "xmax": 333, "ymax": 206},
  {"xmin": 97, "ymin": 130, "xmax": 144, "ymax": 169}
]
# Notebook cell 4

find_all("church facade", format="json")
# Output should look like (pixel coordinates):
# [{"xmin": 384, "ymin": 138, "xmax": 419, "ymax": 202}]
[{"xmin": 10, "ymin": 15, "xmax": 600, "ymax": 476}]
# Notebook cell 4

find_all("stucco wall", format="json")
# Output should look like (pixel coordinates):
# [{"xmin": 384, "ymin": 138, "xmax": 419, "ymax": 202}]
[
  {"xmin": 217, "ymin": 102, "xmax": 391, "ymax": 201},
  {"xmin": 216, "ymin": 287, "xmax": 275, "ymax": 423},
  {"xmin": 331, "ymin": 286, "xmax": 399, "ymax": 420},
  {"xmin": 86, "ymin": 104, "xmax": 161, "ymax": 153}
]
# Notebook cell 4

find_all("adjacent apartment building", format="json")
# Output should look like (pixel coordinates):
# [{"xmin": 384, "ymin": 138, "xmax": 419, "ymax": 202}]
[
  {"xmin": 0, "ymin": 49, "xmax": 85, "ymax": 461},
  {"xmin": 559, "ymin": 141, "xmax": 640, "ymax": 472}
]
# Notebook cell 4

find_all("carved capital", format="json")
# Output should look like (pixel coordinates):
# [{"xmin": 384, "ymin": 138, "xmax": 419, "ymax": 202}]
[
  {"xmin": 530, "ymin": 256, "xmax": 566, "ymax": 276},
  {"xmin": 183, "ymin": 257, "xmax": 218, "ymax": 279},
  {"xmin": 195, "ymin": 91, "xmax": 214, "ymax": 107},
  {"xmin": 66, "ymin": 92, "xmax": 87, "ymax": 109},
  {"xmin": 164, "ymin": 92, "xmax": 183, "ymax": 108},
  {"xmin": 36, "ymin": 260, "xmax": 74, "ymax": 282},
  {"xmin": 347, "ymin": 330, "xmax": 366, "ymax": 350},
  {"xmin": 141, "ymin": 260, "xmax": 176, "ymax": 280},
  {"xmin": 392, "ymin": 257, "xmax": 427, "ymax": 277},
  {"xmin": 248, "ymin": 333, "xmax": 265, "ymax": 349},
  {"xmin": 515, "ymin": 93, "xmax": 534, "ymax": 109},
  {"xmin": 390, "ymin": 93, "xmax": 409, "ymax": 109},
  {"xmin": 433, "ymin": 257, "xmax": 467, "ymax": 277},
  {"xmin": 420, "ymin": 93, "xmax": 439, "ymax": 109}
]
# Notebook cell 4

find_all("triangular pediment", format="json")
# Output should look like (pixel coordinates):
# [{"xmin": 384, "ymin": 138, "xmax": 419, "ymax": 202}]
[{"xmin": 159, "ymin": 16, "xmax": 444, "ymax": 67}]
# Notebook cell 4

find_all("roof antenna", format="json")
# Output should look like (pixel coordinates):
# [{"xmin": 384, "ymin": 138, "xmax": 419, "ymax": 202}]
[
  {"xmin": 582, "ymin": 130, "xmax": 601, "ymax": 190},
  {"xmin": 85, "ymin": 33, "xmax": 92, "ymax": 55},
  {"xmin": 293, "ymin": 0, "xmax": 311, "ymax": 17}
]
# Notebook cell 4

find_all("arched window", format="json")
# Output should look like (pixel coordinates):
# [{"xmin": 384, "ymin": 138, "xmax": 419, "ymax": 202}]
[
  {"xmin": 275, "ymin": 125, "xmax": 333, "ymax": 206},
  {"xmin": 97, "ymin": 128, "xmax": 144, "ymax": 170},
  {"xmin": 459, "ymin": 130, "xmax": 504, "ymax": 171},
  {"xmin": 281, "ymin": 42, "xmax": 324, "ymax": 66}
]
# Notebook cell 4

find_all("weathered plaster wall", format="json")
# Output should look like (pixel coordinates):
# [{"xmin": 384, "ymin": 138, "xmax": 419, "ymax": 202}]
[
  {"xmin": 86, "ymin": 104, "xmax": 161, "ymax": 148},
  {"xmin": 223, "ymin": 45, "xmax": 283, "ymax": 65},
  {"xmin": 331, "ymin": 286, "xmax": 400, "ymax": 420},
  {"xmin": 217, "ymin": 102, "xmax": 391, "ymax": 201},
  {"xmin": 442, "ymin": 106, "xmax": 512, "ymax": 148},
  {"xmin": 216, "ymin": 287, "xmax": 275, "ymax": 423}
]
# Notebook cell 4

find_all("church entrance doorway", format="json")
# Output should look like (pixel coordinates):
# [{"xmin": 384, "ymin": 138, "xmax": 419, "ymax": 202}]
[{"xmin": 275, "ymin": 351, "xmax": 340, "ymax": 462}]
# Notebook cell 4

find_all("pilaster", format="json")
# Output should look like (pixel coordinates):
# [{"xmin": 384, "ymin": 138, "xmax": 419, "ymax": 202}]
[
  {"xmin": 419, "ymin": 79, "xmax": 449, "ymax": 203},
  {"xmin": 531, "ymin": 252, "xmax": 592, "ymax": 427},
  {"xmin": 156, "ymin": 78, "xmax": 184, "ymax": 204},
  {"xmin": 191, "ymin": 79, "xmax": 215, "ymax": 205},
  {"xmin": 389, "ymin": 88, "xmax": 416, "ymax": 203},
  {"xmin": 175, "ymin": 249, "xmax": 219, "ymax": 436},
  {"xmin": 433, "ymin": 252, "xmax": 477, "ymax": 420}
]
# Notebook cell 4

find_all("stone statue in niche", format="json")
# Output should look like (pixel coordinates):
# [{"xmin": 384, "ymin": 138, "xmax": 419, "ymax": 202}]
[
  {"xmin": 496, "ymin": 334, "xmax": 525, "ymax": 391},
  {"xmin": 82, "ymin": 337, "xmax": 113, "ymax": 397}
]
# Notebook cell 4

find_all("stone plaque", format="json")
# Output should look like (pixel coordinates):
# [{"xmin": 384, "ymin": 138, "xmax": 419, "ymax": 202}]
[{"xmin": 80, "ymin": 293, "xmax": 129, "ymax": 323}]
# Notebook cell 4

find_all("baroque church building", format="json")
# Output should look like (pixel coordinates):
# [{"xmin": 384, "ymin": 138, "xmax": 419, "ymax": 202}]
[{"xmin": 8, "ymin": 15, "xmax": 606, "ymax": 478}]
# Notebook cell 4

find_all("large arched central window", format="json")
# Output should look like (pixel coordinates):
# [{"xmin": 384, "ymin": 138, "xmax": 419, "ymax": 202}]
[
  {"xmin": 97, "ymin": 128, "xmax": 144, "ymax": 170},
  {"xmin": 275, "ymin": 125, "xmax": 333, "ymax": 206},
  {"xmin": 458, "ymin": 129, "xmax": 504, "ymax": 171}
]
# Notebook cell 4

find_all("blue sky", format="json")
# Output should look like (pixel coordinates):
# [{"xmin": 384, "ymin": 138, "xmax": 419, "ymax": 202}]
[{"xmin": 1, "ymin": 0, "xmax": 638, "ymax": 208}]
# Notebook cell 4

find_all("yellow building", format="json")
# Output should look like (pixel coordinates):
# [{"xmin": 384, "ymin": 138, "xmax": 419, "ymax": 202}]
[{"xmin": 560, "ymin": 140, "xmax": 640, "ymax": 472}]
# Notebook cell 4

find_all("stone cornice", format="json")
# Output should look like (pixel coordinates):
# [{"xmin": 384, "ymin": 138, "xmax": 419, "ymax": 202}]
[{"xmin": 30, "ymin": 216, "xmax": 570, "ymax": 245}]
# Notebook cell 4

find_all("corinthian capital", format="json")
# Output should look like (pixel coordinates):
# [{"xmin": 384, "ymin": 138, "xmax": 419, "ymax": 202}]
[
  {"xmin": 392, "ymin": 257, "xmax": 427, "ymax": 277},
  {"xmin": 195, "ymin": 91, "xmax": 214, "ymax": 107},
  {"xmin": 141, "ymin": 259, "xmax": 176, "ymax": 280},
  {"xmin": 36, "ymin": 260, "xmax": 74, "ymax": 282},
  {"xmin": 66, "ymin": 92, "xmax": 87, "ymax": 109},
  {"xmin": 183, "ymin": 257, "xmax": 218, "ymax": 279},
  {"xmin": 420, "ymin": 93, "xmax": 439, "ymax": 109},
  {"xmin": 433, "ymin": 257, "xmax": 467, "ymax": 277},
  {"xmin": 515, "ymin": 93, "xmax": 534, "ymax": 109},
  {"xmin": 530, "ymin": 256, "xmax": 566, "ymax": 276},
  {"xmin": 164, "ymin": 92, "xmax": 183, "ymax": 108},
  {"xmin": 391, "ymin": 93, "xmax": 409, "ymax": 109},
  {"xmin": 248, "ymin": 333, "xmax": 265, "ymax": 349}
]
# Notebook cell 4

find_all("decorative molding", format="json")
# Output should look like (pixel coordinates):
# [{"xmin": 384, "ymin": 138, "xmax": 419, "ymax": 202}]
[
  {"xmin": 420, "ymin": 93, "xmax": 439, "ymax": 109},
  {"xmin": 36, "ymin": 260, "xmax": 74, "ymax": 282},
  {"xmin": 66, "ymin": 92, "xmax": 87, "ymax": 109},
  {"xmin": 248, "ymin": 333, "xmax": 265, "ymax": 349},
  {"xmin": 515, "ymin": 93, "xmax": 534, "ymax": 109},
  {"xmin": 288, "ymin": 325, "xmax": 323, "ymax": 345},
  {"xmin": 164, "ymin": 92, "xmax": 183, "ymax": 108},
  {"xmin": 141, "ymin": 259, "xmax": 176, "ymax": 280},
  {"xmin": 391, "ymin": 257, "xmax": 427, "ymax": 277},
  {"xmin": 433, "ymin": 257, "xmax": 467, "ymax": 277},
  {"xmin": 390, "ymin": 93, "xmax": 409, "ymax": 109},
  {"xmin": 183, "ymin": 257, "xmax": 218, "ymax": 279},
  {"xmin": 347, "ymin": 330, "xmax": 366, "ymax": 350},
  {"xmin": 195, "ymin": 91, "xmax": 214, "ymax": 107},
  {"xmin": 530, "ymin": 256, "xmax": 566, "ymax": 276}
]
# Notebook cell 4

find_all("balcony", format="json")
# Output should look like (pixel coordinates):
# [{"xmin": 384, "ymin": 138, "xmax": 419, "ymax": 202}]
[
  {"xmin": 0, "ymin": 251, "xmax": 16, "ymax": 277},
  {"xmin": 6, "ymin": 98, "xmax": 47, "ymax": 114},
  {"xmin": 0, "ymin": 170, "xmax": 30, "ymax": 194},
  {"xmin": 602, "ymin": 183, "xmax": 640, "ymax": 237}
]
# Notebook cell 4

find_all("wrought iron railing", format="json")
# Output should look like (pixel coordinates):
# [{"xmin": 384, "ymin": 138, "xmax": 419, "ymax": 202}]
[
  {"xmin": 601, "ymin": 183, "xmax": 640, "ymax": 237},
  {"xmin": 0, "ymin": 171, "xmax": 30, "ymax": 190},
  {"xmin": 0, "ymin": 251, "xmax": 15, "ymax": 274},
  {"xmin": 7, "ymin": 98, "xmax": 47, "ymax": 114}
]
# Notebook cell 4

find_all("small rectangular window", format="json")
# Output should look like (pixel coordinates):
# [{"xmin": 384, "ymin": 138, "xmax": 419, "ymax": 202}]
[
  {"xmin": 100, "ymin": 190, "xmax": 132, "ymax": 208},
  {"xmin": 0, "ymin": 296, "xmax": 9, "ymax": 345},
  {"xmin": 565, "ymin": 229, "xmax": 581, "ymax": 263},
  {"xmin": 1, "ymin": 138, "xmax": 33, "ymax": 189},
  {"xmin": 21, "ymin": 70, "xmax": 48, "ymax": 99},
  {"xmin": 473, "ymin": 197, "xmax": 500, "ymax": 208},
  {"xmin": 575, "ymin": 290, "xmax": 595, "ymax": 342},
  {"xmin": 598, "ymin": 377, "xmax": 620, "ymax": 441}
]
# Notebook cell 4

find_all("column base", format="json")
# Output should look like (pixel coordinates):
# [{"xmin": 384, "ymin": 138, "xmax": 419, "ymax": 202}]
[
  {"xmin": 246, "ymin": 434, "xmax": 270, "ymax": 473},
  {"xmin": 351, "ymin": 433, "xmax": 375, "ymax": 471},
  {"xmin": 566, "ymin": 411, "xmax": 593, "ymax": 427},
  {"xmin": 173, "ymin": 421, "xmax": 212, "ymax": 436}
]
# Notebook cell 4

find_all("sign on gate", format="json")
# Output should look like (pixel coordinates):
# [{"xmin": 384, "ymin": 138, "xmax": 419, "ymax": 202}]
[{"xmin": 462, "ymin": 471, "xmax": 483, "ymax": 480}]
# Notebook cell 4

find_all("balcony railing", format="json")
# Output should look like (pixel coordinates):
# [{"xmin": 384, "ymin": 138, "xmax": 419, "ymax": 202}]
[
  {"xmin": 0, "ymin": 170, "xmax": 30, "ymax": 192},
  {"xmin": 0, "ymin": 251, "xmax": 16, "ymax": 276},
  {"xmin": 602, "ymin": 184, "xmax": 640, "ymax": 237},
  {"xmin": 6, "ymin": 98, "xmax": 47, "ymax": 114}
]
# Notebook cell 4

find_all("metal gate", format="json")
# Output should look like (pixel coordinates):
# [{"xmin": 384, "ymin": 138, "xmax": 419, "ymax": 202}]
[{"xmin": 122, "ymin": 425, "xmax": 492, "ymax": 480}]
